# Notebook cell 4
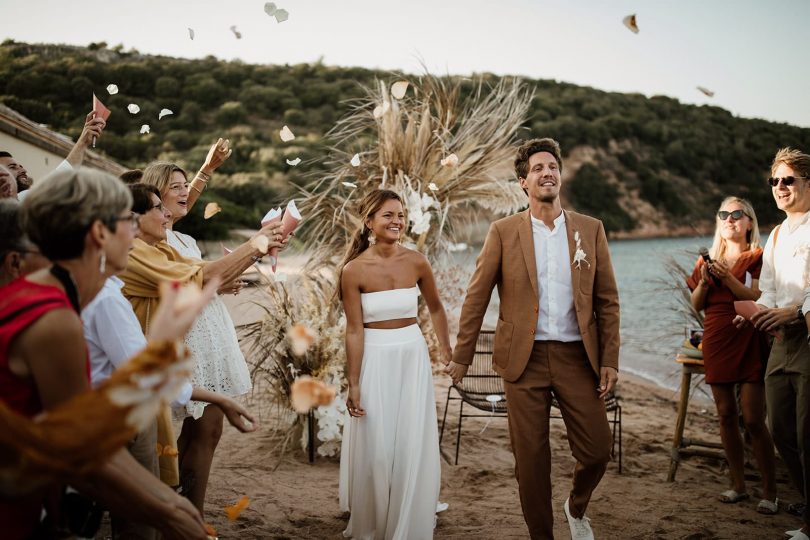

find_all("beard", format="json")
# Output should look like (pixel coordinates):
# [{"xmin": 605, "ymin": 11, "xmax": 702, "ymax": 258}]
[{"xmin": 16, "ymin": 174, "xmax": 32, "ymax": 191}]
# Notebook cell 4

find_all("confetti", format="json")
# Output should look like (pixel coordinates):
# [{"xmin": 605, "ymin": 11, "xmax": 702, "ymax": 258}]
[
  {"xmin": 373, "ymin": 102, "xmax": 390, "ymax": 119},
  {"xmin": 156, "ymin": 443, "xmax": 179, "ymax": 457},
  {"xmin": 140, "ymin": 124, "xmax": 150, "ymax": 134},
  {"xmin": 448, "ymin": 242, "xmax": 468, "ymax": 252},
  {"xmin": 290, "ymin": 375, "xmax": 336, "ymax": 413},
  {"xmin": 188, "ymin": 27, "xmax": 195, "ymax": 40},
  {"xmin": 230, "ymin": 25, "xmax": 242, "ymax": 39},
  {"xmin": 264, "ymin": 2, "xmax": 278, "ymax": 16},
  {"xmin": 274, "ymin": 9, "xmax": 289, "ymax": 23},
  {"xmin": 342, "ymin": 181, "xmax": 357, "ymax": 189},
  {"xmin": 251, "ymin": 235, "xmax": 270, "ymax": 254},
  {"xmin": 428, "ymin": 182, "xmax": 438, "ymax": 191},
  {"xmin": 158, "ymin": 108, "xmax": 173, "ymax": 120},
  {"xmin": 204, "ymin": 202, "xmax": 222, "ymax": 219},
  {"xmin": 440, "ymin": 153, "xmax": 459, "ymax": 167},
  {"xmin": 391, "ymin": 81, "xmax": 409, "ymax": 100},
  {"xmin": 286, "ymin": 157, "xmax": 301, "ymax": 166},
  {"xmin": 106, "ymin": 84, "xmax": 119, "ymax": 95},
  {"xmin": 622, "ymin": 14, "xmax": 639, "ymax": 34},
  {"xmin": 697, "ymin": 86, "xmax": 715, "ymax": 97},
  {"xmin": 279, "ymin": 125, "xmax": 295, "ymax": 142},
  {"xmin": 127, "ymin": 104, "xmax": 140, "ymax": 115},
  {"xmin": 350, "ymin": 153, "xmax": 361, "ymax": 167},
  {"xmin": 224, "ymin": 496, "xmax": 250, "ymax": 522}
]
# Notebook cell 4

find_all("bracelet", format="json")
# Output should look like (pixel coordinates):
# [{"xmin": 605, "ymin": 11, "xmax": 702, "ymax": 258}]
[
  {"xmin": 190, "ymin": 184, "xmax": 204, "ymax": 194},
  {"xmin": 196, "ymin": 170, "xmax": 211, "ymax": 181}
]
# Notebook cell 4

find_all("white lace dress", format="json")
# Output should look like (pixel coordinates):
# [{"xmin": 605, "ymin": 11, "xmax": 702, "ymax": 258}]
[{"xmin": 166, "ymin": 230, "xmax": 252, "ymax": 419}]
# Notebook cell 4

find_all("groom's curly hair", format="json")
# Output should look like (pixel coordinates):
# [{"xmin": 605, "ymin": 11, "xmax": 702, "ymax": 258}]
[{"xmin": 514, "ymin": 138, "xmax": 563, "ymax": 180}]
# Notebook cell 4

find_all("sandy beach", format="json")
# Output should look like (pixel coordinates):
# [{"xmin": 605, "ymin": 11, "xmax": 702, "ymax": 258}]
[{"xmin": 200, "ymin": 284, "xmax": 804, "ymax": 540}]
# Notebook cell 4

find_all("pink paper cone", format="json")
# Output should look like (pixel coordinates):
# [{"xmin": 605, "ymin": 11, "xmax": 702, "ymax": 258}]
[{"xmin": 270, "ymin": 200, "xmax": 301, "ymax": 272}]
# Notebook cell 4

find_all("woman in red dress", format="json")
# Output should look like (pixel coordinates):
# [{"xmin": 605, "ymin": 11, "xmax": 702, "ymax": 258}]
[{"xmin": 688, "ymin": 196, "xmax": 777, "ymax": 513}]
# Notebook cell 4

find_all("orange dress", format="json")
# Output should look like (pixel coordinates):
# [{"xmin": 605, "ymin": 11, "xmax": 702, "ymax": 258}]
[{"xmin": 686, "ymin": 248, "xmax": 770, "ymax": 384}]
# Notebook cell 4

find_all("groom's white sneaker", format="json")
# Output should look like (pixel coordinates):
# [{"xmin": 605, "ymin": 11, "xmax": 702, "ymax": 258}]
[{"xmin": 564, "ymin": 498, "xmax": 595, "ymax": 540}]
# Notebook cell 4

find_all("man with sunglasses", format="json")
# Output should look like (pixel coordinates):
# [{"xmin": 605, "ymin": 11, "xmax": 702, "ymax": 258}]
[{"xmin": 749, "ymin": 147, "xmax": 810, "ymax": 540}]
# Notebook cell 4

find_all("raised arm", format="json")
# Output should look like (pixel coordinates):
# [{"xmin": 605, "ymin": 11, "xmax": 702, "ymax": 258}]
[
  {"xmin": 186, "ymin": 138, "xmax": 232, "ymax": 212},
  {"xmin": 201, "ymin": 220, "xmax": 285, "ymax": 285},
  {"xmin": 65, "ymin": 111, "xmax": 106, "ymax": 169},
  {"xmin": 415, "ymin": 253, "xmax": 452, "ymax": 365},
  {"xmin": 341, "ymin": 263, "xmax": 366, "ymax": 418}
]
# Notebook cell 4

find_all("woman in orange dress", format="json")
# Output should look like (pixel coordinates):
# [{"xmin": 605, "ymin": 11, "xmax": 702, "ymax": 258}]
[{"xmin": 688, "ymin": 196, "xmax": 777, "ymax": 513}]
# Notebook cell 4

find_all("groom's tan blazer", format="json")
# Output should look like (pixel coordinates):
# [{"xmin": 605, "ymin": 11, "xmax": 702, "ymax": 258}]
[{"xmin": 453, "ymin": 209, "xmax": 620, "ymax": 382}]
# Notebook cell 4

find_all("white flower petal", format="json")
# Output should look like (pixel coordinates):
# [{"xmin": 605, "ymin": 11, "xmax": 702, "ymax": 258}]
[
  {"xmin": 188, "ymin": 27, "xmax": 195, "ymax": 40},
  {"xmin": 391, "ymin": 81, "xmax": 409, "ymax": 100},
  {"xmin": 350, "ymin": 154, "xmax": 360, "ymax": 167},
  {"xmin": 448, "ymin": 242, "xmax": 468, "ymax": 252},
  {"xmin": 286, "ymin": 157, "xmax": 301, "ymax": 166},
  {"xmin": 264, "ymin": 2, "xmax": 277, "ymax": 16},
  {"xmin": 372, "ymin": 102, "xmax": 390, "ymax": 119},
  {"xmin": 279, "ymin": 125, "xmax": 295, "ymax": 142},
  {"xmin": 158, "ymin": 108, "xmax": 173, "ymax": 120},
  {"xmin": 274, "ymin": 9, "xmax": 289, "ymax": 23},
  {"xmin": 204, "ymin": 202, "xmax": 221, "ymax": 219},
  {"xmin": 697, "ymin": 86, "xmax": 715, "ymax": 98},
  {"xmin": 341, "ymin": 181, "xmax": 357, "ymax": 189},
  {"xmin": 230, "ymin": 25, "xmax": 242, "ymax": 39},
  {"xmin": 428, "ymin": 182, "xmax": 438, "ymax": 191},
  {"xmin": 251, "ymin": 235, "xmax": 270, "ymax": 254},
  {"xmin": 106, "ymin": 84, "xmax": 119, "ymax": 95},
  {"xmin": 140, "ymin": 124, "xmax": 150, "ymax": 134},
  {"xmin": 127, "ymin": 103, "xmax": 140, "ymax": 114},
  {"xmin": 440, "ymin": 153, "xmax": 459, "ymax": 167},
  {"xmin": 622, "ymin": 14, "xmax": 639, "ymax": 34}
]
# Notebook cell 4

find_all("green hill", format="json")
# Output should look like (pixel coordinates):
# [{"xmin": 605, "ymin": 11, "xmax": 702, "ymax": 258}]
[{"xmin": 3, "ymin": 40, "xmax": 809, "ymax": 239}]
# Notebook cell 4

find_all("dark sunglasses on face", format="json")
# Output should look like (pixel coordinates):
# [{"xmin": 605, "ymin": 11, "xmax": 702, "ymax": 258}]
[
  {"xmin": 767, "ymin": 176, "xmax": 808, "ymax": 187},
  {"xmin": 717, "ymin": 209, "xmax": 749, "ymax": 221}
]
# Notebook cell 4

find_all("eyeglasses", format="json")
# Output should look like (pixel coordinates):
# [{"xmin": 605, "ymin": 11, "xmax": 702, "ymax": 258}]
[
  {"xmin": 717, "ymin": 209, "xmax": 749, "ymax": 221},
  {"xmin": 767, "ymin": 176, "xmax": 808, "ymax": 187},
  {"xmin": 149, "ymin": 202, "xmax": 164, "ymax": 212},
  {"xmin": 114, "ymin": 212, "xmax": 140, "ymax": 231}
]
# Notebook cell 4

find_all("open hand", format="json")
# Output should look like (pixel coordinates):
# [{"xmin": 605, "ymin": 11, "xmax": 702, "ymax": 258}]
[{"xmin": 201, "ymin": 138, "xmax": 232, "ymax": 174}]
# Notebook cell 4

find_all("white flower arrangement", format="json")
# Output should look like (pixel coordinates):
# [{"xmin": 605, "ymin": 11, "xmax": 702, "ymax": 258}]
[{"xmin": 572, "ymin": 230, "xmax": 590, "ymax": 269}]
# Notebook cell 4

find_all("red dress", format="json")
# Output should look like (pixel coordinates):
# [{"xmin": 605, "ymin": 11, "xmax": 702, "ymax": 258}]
[
  {"xmin": 0, "ymin": 278, "xmax": 78, "ymax": 539},
  {"xmin": 686, "ymin": 248, "xmax": 770, "ymax": 384}
]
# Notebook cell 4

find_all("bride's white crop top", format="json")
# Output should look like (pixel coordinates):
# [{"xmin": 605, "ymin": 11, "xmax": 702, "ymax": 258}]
[{"xmin": 360, "ymin": 286, "xmax": 419, "ymax": 323}]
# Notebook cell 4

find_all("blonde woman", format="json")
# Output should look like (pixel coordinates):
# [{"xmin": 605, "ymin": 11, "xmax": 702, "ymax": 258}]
[
  {"xmin": 140, "ymin": 156, "xmax": 284, "ymax": 515},
  {"xmin": 337, "ymin": 189, "xmax": 452, "ymax": 539},
  {"xmin": 687, "ymin": 196, "xmax": 777, "ymax": 513}
]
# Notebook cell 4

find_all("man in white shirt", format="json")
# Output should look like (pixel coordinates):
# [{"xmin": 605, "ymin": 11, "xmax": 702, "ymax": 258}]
[
  {"xmin": 750, "ymin": 147, "xmax": 810, "ymax": 540},
  {"xmin": 448, "ymin": 138, "xmax": 620, "ymax": 540}
]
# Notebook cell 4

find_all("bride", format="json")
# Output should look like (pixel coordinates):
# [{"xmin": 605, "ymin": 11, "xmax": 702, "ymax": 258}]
[{"xmin": 337, "ymin": 189, "xmax": 453, "ymax": 539}]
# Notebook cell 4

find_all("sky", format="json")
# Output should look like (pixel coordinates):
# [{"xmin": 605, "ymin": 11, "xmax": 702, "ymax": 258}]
[{"xmin": 3, "ymin": 0, "xmax": 809, "ymax": 127}]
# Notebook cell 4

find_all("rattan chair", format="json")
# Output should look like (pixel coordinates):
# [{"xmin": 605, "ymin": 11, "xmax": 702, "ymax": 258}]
[
  {"xmin": 439, "ymin": 330, "xmax": 506, "ymax": 465},
  {"xmin": 439, "ymin": 330, "xmax": 623, "ymax": 472}
]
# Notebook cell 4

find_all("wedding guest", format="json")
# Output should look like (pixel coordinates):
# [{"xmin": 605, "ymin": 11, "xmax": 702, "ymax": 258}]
[
  {"xmin": 688, "ymin": 197, "xmax": 777, "ymax": 512},
  {"xmin": 448, "ymin": 138, "xmax": 620, "ymax": 540},
  {"xmin": 120, "ymin": 169, "xmax": 144, "ymax": 184},
  {"xmin": 0, "ymin": 167, "xmax": 210, "ymax": 539},
  {"xmin": 121, "ymin": 176, "xmax": 282, "ymax": 514},
  {"xmin": 749, "ymin": 148, "xmax": 810, "ymax": 540},
  {"xmin": 0, "ymin": 199, "xmax": 49, "ymax": 286},
  {"xmin": 0, "ymin": 165, "xmax": 17, "ymax": 199},
  {"xmin": 338, "ymin": 189, "xmax": 452, "ymax": 539},
  {"xmin": 3, "ymin": 110, "xmax": 106, "ymax": 199}
]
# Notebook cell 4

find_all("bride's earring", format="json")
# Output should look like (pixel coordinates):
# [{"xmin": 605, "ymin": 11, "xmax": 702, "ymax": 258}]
[
  {"xmin": 368, "ymin": 232, "xmax": 376, "ymax": 246},
  {"xmin": 99, "ymin": 251, "xmax": 107, "ymax": 273}
]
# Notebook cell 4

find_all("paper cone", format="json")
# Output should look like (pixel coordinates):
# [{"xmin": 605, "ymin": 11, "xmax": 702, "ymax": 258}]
[{"xmin": 270, "ymin": 200, "xmax": 302, "ymax": 272}]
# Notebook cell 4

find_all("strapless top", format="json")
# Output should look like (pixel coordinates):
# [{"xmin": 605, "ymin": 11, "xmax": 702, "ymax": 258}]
[{"xmin": 361, "ymin": 286, "xmax": 419, "ymax": 323}]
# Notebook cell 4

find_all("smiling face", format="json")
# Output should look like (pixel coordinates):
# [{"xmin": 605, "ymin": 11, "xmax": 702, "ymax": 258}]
[
  {"xmin": 771, "ymin": 163, "xmax": 810, "ymax": 213},
  {"xmin": 161, "ymin": 170, "xmax": 189, "ymax": 220},
  {"xmin": 717, "ymin": 200, "xmax": 751, "ymax": 244},
  {"xmin": 519, "ymin": 151, "xmax": 561, "ymax": 203},
  {"xmin": 136, "ymin": 194, "xmax": 171, "ymax": 245},
  {"xmin": 366, "ymin": 199, "xmax": 405, "ymax": 244}
]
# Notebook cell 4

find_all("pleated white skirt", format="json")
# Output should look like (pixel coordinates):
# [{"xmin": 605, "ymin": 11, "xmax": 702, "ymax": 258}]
[{"xmin": 339, "ymin": 324, "xmax": 441, "ymax": 540}]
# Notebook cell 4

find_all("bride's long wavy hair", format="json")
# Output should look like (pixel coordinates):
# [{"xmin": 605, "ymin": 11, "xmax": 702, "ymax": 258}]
[{"xmin": 335, "ymin": 189, "xmax": 403, "ymax": 300}]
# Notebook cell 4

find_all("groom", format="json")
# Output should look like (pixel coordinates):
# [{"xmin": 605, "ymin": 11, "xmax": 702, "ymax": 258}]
[{"xmin": 447, "ymin": 138, "xmax": 620, "ymax": 540}]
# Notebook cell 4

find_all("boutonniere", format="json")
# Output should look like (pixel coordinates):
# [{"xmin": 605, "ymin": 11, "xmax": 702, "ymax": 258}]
[{"xmin": 572, "ymin": 231, "xmax": 590, "ymax": 269}]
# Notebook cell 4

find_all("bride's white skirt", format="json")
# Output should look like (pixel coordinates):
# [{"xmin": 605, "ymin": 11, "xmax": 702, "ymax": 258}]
[{"xmin": 339, "ymin": 324, "xmax": 441, "ymax": 540}]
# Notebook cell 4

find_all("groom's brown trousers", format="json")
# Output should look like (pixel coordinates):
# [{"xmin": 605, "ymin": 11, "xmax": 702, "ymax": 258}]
[{"xmin": 504, "ymin": 340, "xmax": 613, "ymax": 540}]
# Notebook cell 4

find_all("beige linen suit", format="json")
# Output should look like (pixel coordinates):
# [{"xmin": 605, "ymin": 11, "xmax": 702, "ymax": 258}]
[{"xmin": 453, "ymin": 209, "xmax": 620, "ymax": 539}]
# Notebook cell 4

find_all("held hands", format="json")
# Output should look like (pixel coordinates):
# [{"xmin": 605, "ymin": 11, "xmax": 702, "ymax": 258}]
[
  {"xmin": 146, "ymin": 278, "xmax": 220, "ymax": 343},
  {"xmin": 445, "ymin": 361, "xmax": 469, "ymax": 386},
  {"xmin": 79, "ymin": 111, "xmax": 106, "ymax": 147},
  {"xmin": 201, "ymin": 138, "xmax": 232, "ymax": 175},
  {"xmin": 598, "ymin": 366, "xmax": 618, "ymax": 399},
  {"xmin": 347, "ymin": 385, "xmax": 365, "ymax": 417}
]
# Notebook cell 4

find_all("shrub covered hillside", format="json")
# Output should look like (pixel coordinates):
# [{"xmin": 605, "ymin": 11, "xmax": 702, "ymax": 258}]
[{"xmin": 2, "ymin": 40, "xmax": 809, "ymax": 239}]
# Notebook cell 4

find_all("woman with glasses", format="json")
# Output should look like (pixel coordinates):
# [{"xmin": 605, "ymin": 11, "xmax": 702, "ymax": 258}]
[
  {"xmin": 687, "ymin": 196, "xmax": 778, "ymax": 514},
  {"xmin": 0, "ymin": 168, "xmax": 214, "ymax": 539}
]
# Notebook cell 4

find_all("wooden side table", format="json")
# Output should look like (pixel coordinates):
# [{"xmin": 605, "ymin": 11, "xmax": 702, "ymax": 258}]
[{"xmin": 666, "ymin": 354, "xmax": 725, "ymax": 482}]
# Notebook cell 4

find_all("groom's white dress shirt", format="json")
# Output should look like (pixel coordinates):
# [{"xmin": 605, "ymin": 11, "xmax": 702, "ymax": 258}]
[
  {"xmin": 530, "ymin": 212, "xmax": 581, "ymax": 342},
  {"xmin": 759, "ymin": 210, "xmax": 810, "ymax": 310}
]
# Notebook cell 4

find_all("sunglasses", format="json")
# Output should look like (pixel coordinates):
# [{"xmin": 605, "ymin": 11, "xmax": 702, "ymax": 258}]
[
  {"xmin": 767, "ymin": 176, "xmax": 808, "ymax": 187},
  {"xmin": 717, "ymin": 210, "xmax": 749, "ymax": 221}
]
